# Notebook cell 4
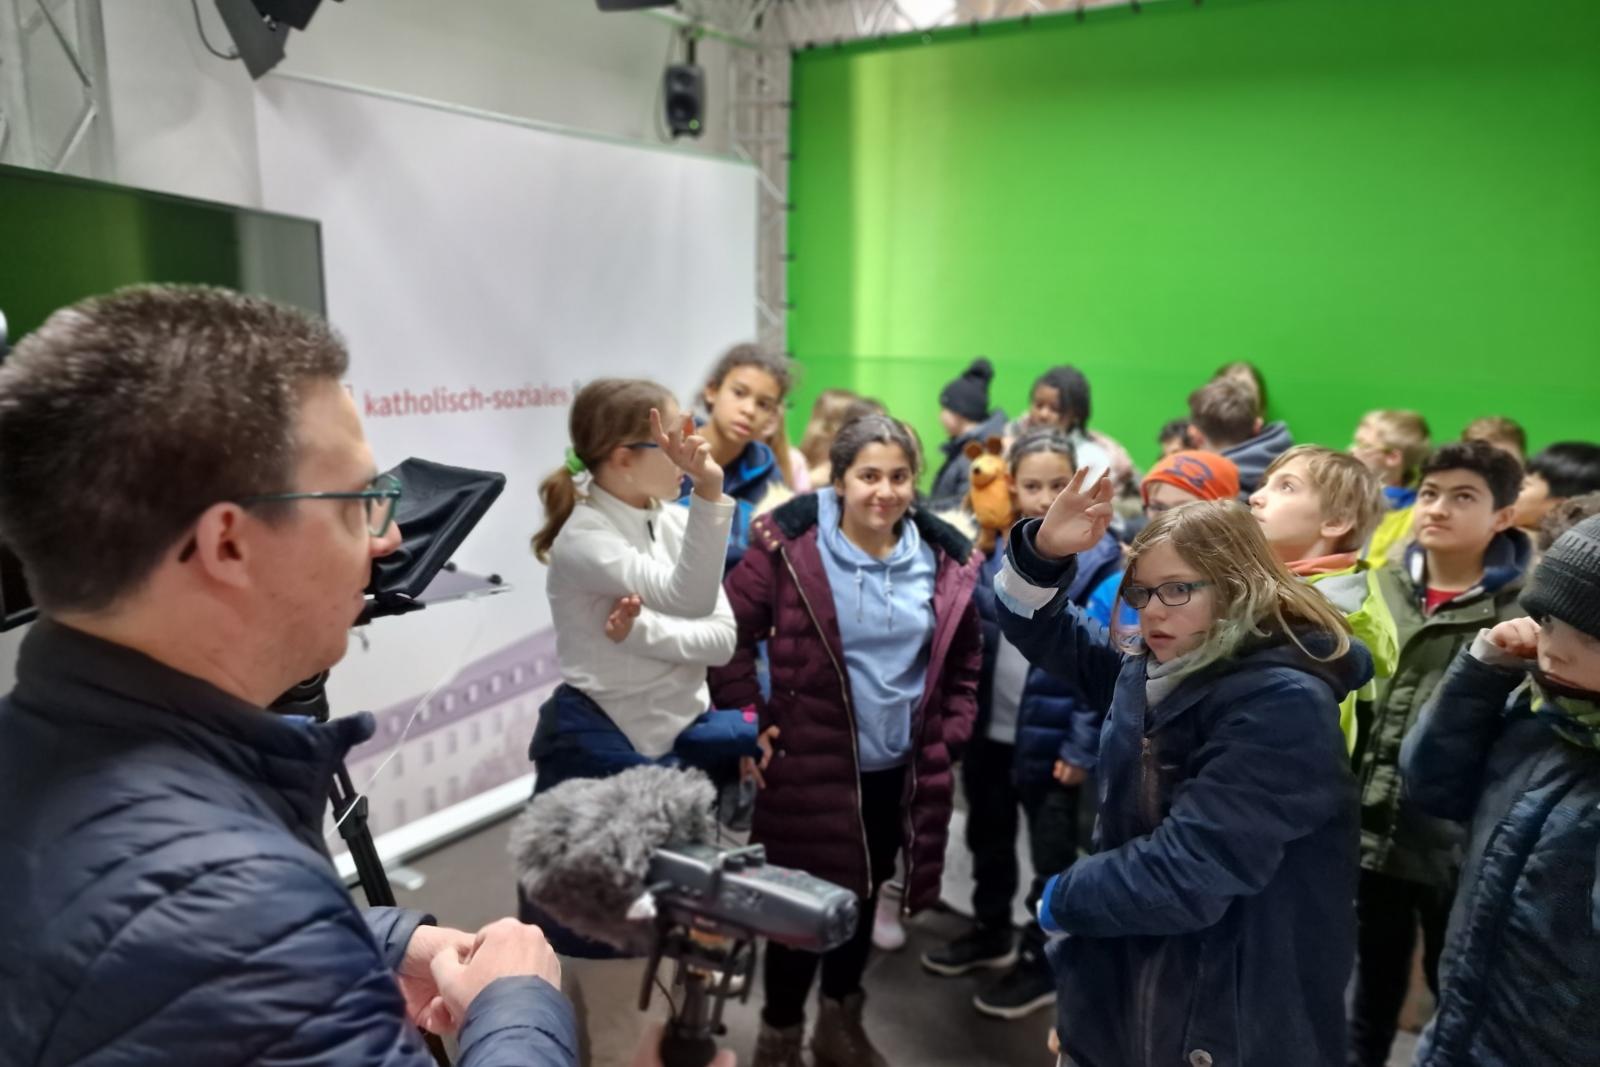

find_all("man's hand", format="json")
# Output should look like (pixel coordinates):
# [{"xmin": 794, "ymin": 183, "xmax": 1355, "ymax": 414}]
[
  {"xmin": 397, "ymin": 924, "xmax": 475, "ymax": 1036},
  {"xmin": 429, "ymin": 918, "xmax": 564, "ymax": 1029},
  {"xmin": 651, "ymin": 408, "xmax": 724, "ymax": 503},
  {"xmin": 1486, "ymin": 617, "xmax": 1540, "ymax": 661},
  {"xmin": 606, "ymin": 594, "xmax": 643, "ymax": 643},
  {"xmin": 1035, "ymin": 469, "xmax": 1115, "ymax": 560},
  {"xmin": 741, "ymin": 725, "xmax": 780, "ymax": 789},
  {"xmin": 1052, "ymin": 760, "xmax": 1087, "ymax": 787},
  {"xmin": 631, "ymin": 1023, "xmax": 737, "ymax": 1066}
]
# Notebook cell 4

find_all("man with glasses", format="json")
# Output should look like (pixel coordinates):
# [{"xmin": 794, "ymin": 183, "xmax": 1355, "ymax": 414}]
[{"xmin": 0, "ymin": 286, "xmax": 577, "ymax": 1065}]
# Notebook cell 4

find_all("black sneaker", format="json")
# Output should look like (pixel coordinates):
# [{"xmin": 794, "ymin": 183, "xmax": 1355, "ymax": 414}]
[
  {"xmin": 973, "ymin": 943, "xmax": 1056, "ymax": 1020},
  {"xmin": 920, "ymin": 925, "xmax": 1017, "ymax": 977}
]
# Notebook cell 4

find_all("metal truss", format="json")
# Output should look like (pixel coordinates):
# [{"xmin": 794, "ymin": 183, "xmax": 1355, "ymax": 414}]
[
  {"xmin": 0, "ymin": 0, "xmax": 110, "ymax": 175},
  {"xmin": 680, "ymin": 0, "xmax": 1157, "ymax": 354},
  {"xmin": 726, "ymin": 36, "xmax": 792, "ymax": 353},
  {"xmin": 686, "ymin": 0, "xmax": 1157, "ymax": 47}
]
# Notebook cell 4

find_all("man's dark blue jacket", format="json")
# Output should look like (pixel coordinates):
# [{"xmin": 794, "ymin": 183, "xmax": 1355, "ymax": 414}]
[{"xmin": 0, "ymin": 621, "xmax": 576, "ymax": 1067}]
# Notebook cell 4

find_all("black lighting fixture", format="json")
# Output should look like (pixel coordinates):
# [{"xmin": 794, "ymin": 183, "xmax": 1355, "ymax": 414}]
[
  {"xmin": 664, "ymin": 32, "xmax": 705, "ymax": 139},
  {"xmin": 591, "ymin": 1, "xmax": 704, "ymax": 140},
  {"xmin": 214, "ymin": 0, "xmax": 341, "ymax": 79}
]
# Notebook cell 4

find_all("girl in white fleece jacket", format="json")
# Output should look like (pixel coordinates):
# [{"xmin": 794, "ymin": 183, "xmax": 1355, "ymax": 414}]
[
  {"xmin": 532, "ymin": 378, "xmax": 738, "ymax": 759},
  {"xmin": 528, "ymin": 378, "xmax": 757, "ymax": 1067}
]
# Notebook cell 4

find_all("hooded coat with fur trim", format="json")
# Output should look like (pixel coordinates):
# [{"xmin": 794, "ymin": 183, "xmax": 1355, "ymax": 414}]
[{"xmin": 710, "ymin": 495, "xmax": 982, "ymax": 911}]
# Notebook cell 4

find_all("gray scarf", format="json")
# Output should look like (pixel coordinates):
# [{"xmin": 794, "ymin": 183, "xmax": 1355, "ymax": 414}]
[{"xmin": 1145, "ymin": 650, "xmax": 1203, "ymax": 709}]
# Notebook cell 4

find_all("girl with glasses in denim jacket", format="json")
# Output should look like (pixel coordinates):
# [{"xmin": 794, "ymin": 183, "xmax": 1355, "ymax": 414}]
[{"xmin": 994, "ymin": 473, "xmax": 1371, "ymax": 1067}]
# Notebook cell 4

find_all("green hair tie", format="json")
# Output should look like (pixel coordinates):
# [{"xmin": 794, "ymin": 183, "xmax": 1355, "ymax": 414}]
[{"xmin": 564, "ymin": 447, "xmax": 586, "ymax": 476}]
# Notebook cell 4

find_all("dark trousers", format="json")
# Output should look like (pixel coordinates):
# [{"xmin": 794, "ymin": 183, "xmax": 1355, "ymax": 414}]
[
  {"xmin": 1348, "ymin": 868, "xmax": 1453, "ymax": 1067},
  {"xmin": 964, "ymin": 735, "xmax": 1081, "ymax": 938},
  {"xmin": 762, "ymin": 767, "xmax": 905, "ymax": 1029}
]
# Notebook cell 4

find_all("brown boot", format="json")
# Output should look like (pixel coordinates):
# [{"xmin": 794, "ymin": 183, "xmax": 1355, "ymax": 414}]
[
  {"xmin": 752, "ymin": 1020, "xmax": 806, "ymax": 1067},
  {"xmin": 811, "ymin": 991, "xmax": 888, "ymax": 1067}
]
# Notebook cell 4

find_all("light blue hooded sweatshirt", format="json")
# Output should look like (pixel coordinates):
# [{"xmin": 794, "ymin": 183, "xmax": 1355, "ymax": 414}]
[{"xmin": 815, "ymin": 488, "xmax": 937, "ymax": 771}]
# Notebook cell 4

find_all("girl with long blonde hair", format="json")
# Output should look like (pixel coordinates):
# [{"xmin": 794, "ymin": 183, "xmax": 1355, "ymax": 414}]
[{"xmin": 993, "ymin": 471, "xmax": 1370, "ymax": 1067}]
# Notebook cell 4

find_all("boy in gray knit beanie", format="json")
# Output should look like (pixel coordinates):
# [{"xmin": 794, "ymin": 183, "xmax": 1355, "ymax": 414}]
[
  {"xmin": 1522, "ymin": 512, "xmax": 1600, "ymax": 652},
  {"xmin": 1397, "ymin": 503, "xmax": 1600, "ymax": 1067}
]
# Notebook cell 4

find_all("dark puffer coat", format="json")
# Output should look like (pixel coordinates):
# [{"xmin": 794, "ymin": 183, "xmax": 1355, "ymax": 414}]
[
  {"xmin": 973, "ymin": 531, "xmax": 1122, "ymax": 788},
  {"xmin": 710, "ymin": 495, "xmax": 982, "ymax": 911},
  {"xmin": 1402, "ymin": 648, "xmax": 1600, "ymax": 1066},
  {"xmin": 0, "ymin": 620, "xmax": 576, "ymax": 1067}
]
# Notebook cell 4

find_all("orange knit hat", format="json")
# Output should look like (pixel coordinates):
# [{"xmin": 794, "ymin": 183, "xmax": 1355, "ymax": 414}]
[{"xmin": 1141, "ymin": 450, "xmax": 1241, "ymax": 504}]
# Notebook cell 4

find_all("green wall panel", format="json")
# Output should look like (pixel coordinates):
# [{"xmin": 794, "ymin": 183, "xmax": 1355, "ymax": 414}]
[{"xmin": 787, "ymin": 0, "xmax": 1600, "ymax": 482}]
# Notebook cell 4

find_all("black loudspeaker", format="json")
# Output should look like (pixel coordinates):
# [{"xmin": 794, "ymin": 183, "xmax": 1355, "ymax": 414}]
[
  {"xmin": 214, "ymin": 0, "xmax": 288, "ymax": 79},
  {"xmin": 255, "ymin": 0, "xmax": 330, "ymax": 31},
  {"xmin": 664, "ymin": 64, "xmax": 705, "ymax": 139},
  {"xmin": 596, "ymin": 1, "xmax": 674, "ymax": 9}
]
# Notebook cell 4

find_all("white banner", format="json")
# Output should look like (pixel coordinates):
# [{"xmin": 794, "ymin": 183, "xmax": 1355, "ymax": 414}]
[{"xmin": 253, "ymin": 73, "xmax": 757, "ymax": 860}]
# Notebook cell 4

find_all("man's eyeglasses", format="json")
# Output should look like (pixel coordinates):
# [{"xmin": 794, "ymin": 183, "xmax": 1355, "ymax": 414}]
[
  {"xmin": 177, "ymin": 473, "xmax": 402, "ymax": 563},
  {"xmin": 1123, "ymin": 580, "xmax": 1211, "ymax": 609},
  {"xmin": 239, "ymin": 472, "xmax": 404, "ymax": 537}
]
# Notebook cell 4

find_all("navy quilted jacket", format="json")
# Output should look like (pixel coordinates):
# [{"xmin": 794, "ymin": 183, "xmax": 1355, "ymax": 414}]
[
  {"xmin": 999, "ymin": 520, "xmax": 1369, "ymax": 1067},
  {"xmin": 1401, "ymin": 649, "xmax": 1600, "ymax": 1066},
  {"xmin": 972, "ymin": 530, "xmax": 1121, "ymax": 788},
  {"xmin": 0, "ymin": 621, "xmax": 576, "ymax": 1067}
]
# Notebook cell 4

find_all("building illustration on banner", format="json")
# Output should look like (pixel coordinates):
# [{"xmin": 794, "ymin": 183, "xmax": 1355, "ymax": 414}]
[{"xmin": 338, "ymin": 627, "xmax": 559, "ymax": 841}]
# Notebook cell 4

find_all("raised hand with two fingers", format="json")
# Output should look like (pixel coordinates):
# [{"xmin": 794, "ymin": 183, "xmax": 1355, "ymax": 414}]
[
  {"xmin": 1035, "ymin": 468, "xmax": 1116, "ymax": 560},
  {"xmin": 650, "ymin": 408, "xmax": 724, "ymax": 502}
]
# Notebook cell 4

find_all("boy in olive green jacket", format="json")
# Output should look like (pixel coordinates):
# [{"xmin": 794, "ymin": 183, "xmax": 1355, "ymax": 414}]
[{"xmin": 1345, "ymin": 440, "xmax": 1531, "ymax": 1067}]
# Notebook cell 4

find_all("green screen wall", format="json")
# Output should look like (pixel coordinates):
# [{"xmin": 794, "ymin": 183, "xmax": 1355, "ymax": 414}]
[{"xmin": 787, "ymin": 0, "xmax": 1600, "ymax": 482}]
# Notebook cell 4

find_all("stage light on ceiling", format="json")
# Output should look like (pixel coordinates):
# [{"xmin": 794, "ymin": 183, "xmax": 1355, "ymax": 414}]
[{"xmin": 213, "ymin": 0, "xmax": 340, "ymax": 80}]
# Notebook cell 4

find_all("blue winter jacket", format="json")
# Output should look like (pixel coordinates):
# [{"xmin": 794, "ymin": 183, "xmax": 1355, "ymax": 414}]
[
  {"xmin": 1401, "ymin": 648, "xmax": 1600, "ymax": 1066},
  {"xmin": 973, "ymin": 530, "xmax": 1121, "ymax": 789},
  {"xmin": 0, "ymin": 620, "xmax": 576, "ymax": 1067},
  {"xmin": 997, "ymin": 519, "xmax": 1370, "ymax": 1067},
  {"xmin": 679, "ymin": 438, "xmax": 785, "ymax": 573}
]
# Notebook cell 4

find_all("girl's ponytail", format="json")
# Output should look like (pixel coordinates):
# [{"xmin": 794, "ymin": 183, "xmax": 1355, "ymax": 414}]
[{"xmin": 532, "ymin": 464, "xmax": 580, "ymax": 563}]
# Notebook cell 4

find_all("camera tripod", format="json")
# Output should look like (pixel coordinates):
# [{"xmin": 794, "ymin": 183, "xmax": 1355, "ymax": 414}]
[{"xmin": 640, "ymin": 921, "xmax": 757, "ymax": 1067}]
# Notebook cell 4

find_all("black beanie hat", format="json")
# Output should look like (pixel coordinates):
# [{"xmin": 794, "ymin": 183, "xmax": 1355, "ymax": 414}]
[
  {"xmin": 939, "ymin": 357, "xmax": 994, "ymax": 423},
  {"xmin": 1522, "ymin": 514, "xmax": 1600, "ymax": 640}
]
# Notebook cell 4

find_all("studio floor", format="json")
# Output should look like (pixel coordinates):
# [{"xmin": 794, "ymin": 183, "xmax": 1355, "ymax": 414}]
[{"xmin": 388, "ymin": 805, "xmax": 1419, "ymax": 1067}]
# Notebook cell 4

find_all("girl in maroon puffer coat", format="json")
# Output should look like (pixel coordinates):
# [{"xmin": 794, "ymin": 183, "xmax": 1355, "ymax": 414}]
[{"xmin": 712, "ymin": 413, "xmax": 983, "ymax": 1067}]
